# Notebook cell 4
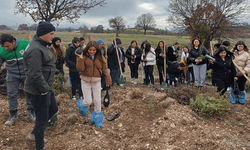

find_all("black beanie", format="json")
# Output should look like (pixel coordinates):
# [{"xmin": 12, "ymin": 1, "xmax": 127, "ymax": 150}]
[{"xmin": 36, "ymin": 21, "xmax": 55, "ymax": 36}]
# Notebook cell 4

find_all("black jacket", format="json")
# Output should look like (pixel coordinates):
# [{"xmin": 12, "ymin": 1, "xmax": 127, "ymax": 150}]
[
  {"xmin": 107, "ymin": 44, "xmax": 125, "ymax": 70},
  {"xmin": 188, "ymin": 46, "xmax": 210, "ymax": 65},
  {"xmin": 210, "ymin": 56, "xmax": 236, "ymax": 84},
  {"xmin": 125, "ymin": 46, "xmax": 142, "ymax": 66},
  {"xmin": 65, "ymin": 43, "xmax": 79, "ymax": 72},
  {"xmin": 167, "ymin": 46, "xmax": 178, "ymax": 62},
  {"xmin": 23, "ymin": 35, "xmax": 55, "ymax": 95},
  {"xmin": 155, "ymin": 47, "xmax": 167, "ymax": 65}
]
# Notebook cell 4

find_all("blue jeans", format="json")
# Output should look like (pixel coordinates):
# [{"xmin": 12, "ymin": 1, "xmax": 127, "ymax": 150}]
[
  {"xmin": 7, "ymin": 76, "xmax": 33, "ymax": 111},
  {"xmin": 26, "ymin": 90, "xmax": 58, "ymax": 150},
  {"xmin": 110, "ymin": 68, "xmax": 120, "ymax": 85}
]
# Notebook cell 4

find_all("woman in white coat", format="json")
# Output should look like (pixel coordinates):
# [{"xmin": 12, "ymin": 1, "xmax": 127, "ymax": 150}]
[{"xmin": 141, "ymin": 43, "xmax": 156, "ymax": 85}]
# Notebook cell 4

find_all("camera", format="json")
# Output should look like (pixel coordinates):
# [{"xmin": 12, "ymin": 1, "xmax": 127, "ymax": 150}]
[{"xmin": 143, "ymin": 55, "xmax": 146, "ymax": 59}]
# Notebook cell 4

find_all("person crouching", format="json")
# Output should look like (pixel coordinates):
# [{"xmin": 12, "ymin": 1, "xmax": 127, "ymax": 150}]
[{"xmin": 76, "ymin": 41, "xmax": 111, "ymax": 127}]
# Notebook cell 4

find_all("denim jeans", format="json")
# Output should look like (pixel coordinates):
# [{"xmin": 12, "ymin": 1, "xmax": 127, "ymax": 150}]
[
  {"xmin": 110, "ymin": 68, "xmax": 120, "ymax": 85},
  {"xmin": 26, "ymin": 90, "xmax": 58, "ymax": 150}
]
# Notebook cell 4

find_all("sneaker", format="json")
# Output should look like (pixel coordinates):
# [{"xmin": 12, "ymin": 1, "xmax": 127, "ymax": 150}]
[
  {"xmin": 79, "ymin": 96, "xmax": 83, "ymax": 99},
  {"xmin": 5, "ymin": 110, "xmax": 18, "ymax": 126},
  {"xmin": 26, "ymin": 133, "xmax": 48, "ymax": 143},
  {"xmin": 28, "ymin": 110, "xmax": 36, "ymax": 121},
  {"xmin": 134, "ymin": 79, "xmax": 137, "ymax": 85},
  {"xmin": 72, "ymin": 95, "xmax": 76, "ymax": 100}
]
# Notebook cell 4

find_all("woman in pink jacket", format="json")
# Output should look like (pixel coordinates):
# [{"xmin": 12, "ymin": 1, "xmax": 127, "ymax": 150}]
[{"xmin": 230, "ymin": 41, "xmax": 250, "ymax": 104}]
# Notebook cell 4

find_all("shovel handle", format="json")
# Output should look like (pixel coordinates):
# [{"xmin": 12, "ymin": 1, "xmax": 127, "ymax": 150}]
[
  {"xmin": 113, "ymin": 34, "xmax": 123, "ymax": 76},
  {"xmin": 163, "ymin": 40, "xmax": 167, "ymax": 81}
]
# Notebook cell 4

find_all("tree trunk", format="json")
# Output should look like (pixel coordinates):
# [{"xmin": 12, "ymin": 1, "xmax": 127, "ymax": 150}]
[
  {"xmin": 116, "ymin": 29, "xmax": 119, "ymax": 37},
  {"xmin": 144, "ymin": 29, "xmax": 146, "ymax": 35}
]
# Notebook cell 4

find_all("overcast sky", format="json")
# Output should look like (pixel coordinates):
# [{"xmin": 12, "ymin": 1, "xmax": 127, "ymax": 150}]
[{"xmin": 0, "ymin": 0, "xmax": 172, "ymax": 30}]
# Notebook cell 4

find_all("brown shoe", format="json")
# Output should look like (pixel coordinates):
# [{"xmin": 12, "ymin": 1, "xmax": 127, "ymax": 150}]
[{"xmin": 26, "ymin": 133, "xmax": 48, "ymax": 143}]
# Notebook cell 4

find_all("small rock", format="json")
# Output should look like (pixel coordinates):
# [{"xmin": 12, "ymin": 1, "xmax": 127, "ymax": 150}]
[{"xmin": 170, "ymin": 123, "xmax": 176, "ymax": 128}]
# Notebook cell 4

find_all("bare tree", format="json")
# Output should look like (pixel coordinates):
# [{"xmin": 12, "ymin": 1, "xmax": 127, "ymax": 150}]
[
  {"xmin": 135, "ymin": 13, "xmax": 156, "ymax": 35},
  {"xmin": 108, "ymin": 16, "xmax": 126, "ymax": 37},
  {"xmin": 14, "ymin": 0, "xmax": 106, "ymax": 24},
  {"xmin": 18, "ymin": 24, "xmax": 29, "ymax": 30},
  {"xmin": 167, "ymin": 0, "xmax": 249, "ymax": 48}
]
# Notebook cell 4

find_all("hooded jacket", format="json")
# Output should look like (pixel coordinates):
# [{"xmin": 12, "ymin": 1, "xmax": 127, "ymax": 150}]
[
  {"xmin": 141, "ymin": 47, "xmax": 156, "ymax": 66},
  {"xmin": 23, "ymin": 35, "xmax": 55, "ymax": 95},
  {"xmin": 76, "ymin": 55, "xmax": 112, "ymax": 85},
  {"xmin": 107, "ymin": 43, "xmax": 125, "ymax": 70},
  {"xmin": 0, "ymin": 39, "xmax": 29, "ymax": 78},
  {"xmin": 64, "ymin": 43, "xmax": 79, "ymax": 72}
]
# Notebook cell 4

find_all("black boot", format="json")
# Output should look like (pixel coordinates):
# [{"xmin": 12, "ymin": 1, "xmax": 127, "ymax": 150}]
[{"xmin": 5, "ymin": 110, "xmax": 18, "ymax": 126}]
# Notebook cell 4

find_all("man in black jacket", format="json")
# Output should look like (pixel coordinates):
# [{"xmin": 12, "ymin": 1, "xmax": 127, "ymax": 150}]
[
  {"xmin": 107, "ymin": 38, "xmax": 125, "ymax": 85},
  {"xmin": 64, "ymin": 37, "xmax": 83, "ymax": 100},
  {"xmin": 23, "ymin": 21, "xmax": 58, "ymax": 150}
]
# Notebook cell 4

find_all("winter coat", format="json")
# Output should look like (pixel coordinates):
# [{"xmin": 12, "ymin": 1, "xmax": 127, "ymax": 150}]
[
  {"xmin": 0, "ymin": 39, "xmax": 29, "ymax": 78},
  {"xmin": 107, "ymin": 43, "xmax": 125, "ymax": 70},
  {"xmin": 210, "ymin": 56, "xmax": 236, "ymax": 84},
  {"xmin": 155, "ymin": 47, "xmax": 167, "ymax": 66},
  {"xmin": 23, "ymin": 35, "xmax": 55, "ymax": 95},
  {"xmin": 49, "ymin": 44, "xmax": 64, "ymax": 62},
  {"xmin": 141, "ymin": 48, "xmax": 156, "ymax": 66},
  {"xmin": 188, "ymin": 46, "xmax": 210, "ymax": 65},
  {"xmin": 167, "ymin": 45, "xmax": 178, "ymax": 62},
  {"xmin": 64, "ymin": 43, "xmax": 79, "ymax": 72},
  {"xmin": 76, "ymin": 55, "xmax": 112, "ymax": 85},
  {"xmin": 233, "ymin": 50, "xmax": 250, "ymax": 76},
  {"xmin": 125, "ymin": 46, "xmax": 142, "ymax": 66}
]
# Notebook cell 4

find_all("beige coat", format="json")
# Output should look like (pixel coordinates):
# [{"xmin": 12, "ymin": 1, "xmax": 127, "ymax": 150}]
[{"xmin": 233, "ymin": 50, "xmax": 250, "ymax": 76}]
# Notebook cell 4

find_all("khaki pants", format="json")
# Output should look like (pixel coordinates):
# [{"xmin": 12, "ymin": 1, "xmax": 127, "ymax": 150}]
[{"xmin": 81, "ymin": 80, "xmax": 102, "ymax": 113}]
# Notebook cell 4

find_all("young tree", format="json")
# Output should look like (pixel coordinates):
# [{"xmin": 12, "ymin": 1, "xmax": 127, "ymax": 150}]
[
  {"xmin": 135, "ymin": 13, "xmax": 156, "ymax": 35},
  {"xmin": 108, "ymin": 16, "xmax": 126, "ymax": 36},
  {"xmin": 14, "ymin": 0, "xmax": 106, "ymax": 24},
  {"xmin": 167, "ymin": 0, "xmax": 249, "ymax": 48}
]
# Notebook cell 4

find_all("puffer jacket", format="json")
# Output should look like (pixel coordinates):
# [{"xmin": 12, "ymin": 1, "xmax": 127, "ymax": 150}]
[
  {"xmin": 76, "ymin": 55, "xmax": 112, "ymax": 85},
  {"xmin": 233, "ymin": 50, "xmax": 250, "ymax": 76},
  {"xmin": 64, "ymin": 43, "xmax": 78, "ymax": 72},
  {"xmin": 188, "ymin": 46, "xmax": 210, "ymax": 65},
  {"xmin": 141, "ymin": 47, "xmax": 156, "ymax": 66}
]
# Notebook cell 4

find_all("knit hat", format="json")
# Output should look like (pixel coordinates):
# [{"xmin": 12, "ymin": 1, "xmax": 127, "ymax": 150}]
[
  {"xmin": 36, "ymin": 21, "xmax": 55, "ymax": 36},
  {"xmin": 113, "ymin": 38, "xmax": 122, "ymax": 45},
  {"xmin": 97, "ymin": 39, "xmax": 104, "ymax": 45}
]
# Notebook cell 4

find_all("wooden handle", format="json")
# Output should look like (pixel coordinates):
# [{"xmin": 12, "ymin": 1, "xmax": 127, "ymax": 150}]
[
  {"xmin": 163, "ymin": 40, "xmax": 167, "ymax": 81},
  {"xmin": 104, "ymin": 39, "xmax": 108, "ymax": 62},
  {"xmin": 210, "ymin": 42, "xmax": 213, "ymax": 56},
  {"xmin": 232, "ymin": 60, "xmax": 250, "ymax": 83},
  {"xmin": 113, "ymin": 34, "xmax": 123, "ymax": 76}
]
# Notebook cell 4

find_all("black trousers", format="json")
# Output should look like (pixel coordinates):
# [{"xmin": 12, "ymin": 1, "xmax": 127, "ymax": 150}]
[
  {"xmin": 69, "ymin": 71, "xmax": 83, "ymax": 97},
  {"xmin": 129, "ymin": 63, "xmax": 139, "ymax": 79},
  {"xmin": 157, "ymin": 64, "xmax": 164, "ymax": 85},
  {"xmin": 237, "ymin": 76, "xmax": 247, "ymax": 91},
  {"xmin": 188, "ymin": 66, "xmax": 194, "ymax": 83},
  {"xmin": 26, "ymin": 90, "xmax": 58, "ymax": 150},
  {"xmin": 212, "ymin": 78, "xmax": 230, "ymax": 95},
  {"xmin": 144, "ymin": 65, "xmax": 154, "ymax": 85}
]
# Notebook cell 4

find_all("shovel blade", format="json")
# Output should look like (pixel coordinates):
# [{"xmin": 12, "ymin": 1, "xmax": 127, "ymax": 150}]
[
  {"xmin": 161, "ymin": 82, "xmax": 168, "ymax": 90},
  {"xmin": 119, "ymin": 76, "xmax": 126, "ymax": 86}
]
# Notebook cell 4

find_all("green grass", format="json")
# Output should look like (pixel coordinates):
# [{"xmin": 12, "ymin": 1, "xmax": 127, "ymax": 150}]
[{"xmin": 0, "ymin": 30, "xmax": 191, "ymax": 48}]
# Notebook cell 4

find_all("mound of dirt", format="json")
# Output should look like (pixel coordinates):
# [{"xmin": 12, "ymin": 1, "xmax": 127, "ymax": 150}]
[{"xmin": 1, "ymin": 83, "xmax": 250, "ymax": 149}]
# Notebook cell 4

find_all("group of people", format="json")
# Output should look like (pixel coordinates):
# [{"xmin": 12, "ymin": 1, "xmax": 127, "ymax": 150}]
[{"xmin": 1, "ymin": 20, "xmax": 250, "ymax": 149}]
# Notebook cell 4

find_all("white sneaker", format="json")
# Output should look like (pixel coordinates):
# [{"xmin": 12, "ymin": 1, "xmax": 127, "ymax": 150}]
[
  {"xmin": 134, "ymin": 79, "xmax": 137, "ymax": 85},
  {"xmin": 131, "ymin": 78, "xmax": 134, "ymax": 84},
  {"xmin": 72, "ymin": 95, "xmax": 76, "ymax": 100}
]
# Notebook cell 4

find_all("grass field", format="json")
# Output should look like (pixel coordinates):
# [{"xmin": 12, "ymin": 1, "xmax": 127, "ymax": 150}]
[{"xmin": 1, "ymin": 30, "xmax": 250, "ymax": 50}]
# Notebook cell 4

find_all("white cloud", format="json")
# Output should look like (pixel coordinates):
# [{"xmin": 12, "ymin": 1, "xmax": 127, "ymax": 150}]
[{"xmin": 138, "ymin": 3, "xmax": 155, "ymax": 11}]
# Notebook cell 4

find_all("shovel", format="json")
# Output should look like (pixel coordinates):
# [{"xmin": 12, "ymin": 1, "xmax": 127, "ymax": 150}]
[
  {"xmin": 161, "ymin": 41, "xmax": 168, "ymax": 90},
  {"xmin": 113, "ymin": 34, "xmax": 126, "ymax": 86},
  {"xmin": 103, "ymin": 87, "xmax": 110, "ymax": 107}
]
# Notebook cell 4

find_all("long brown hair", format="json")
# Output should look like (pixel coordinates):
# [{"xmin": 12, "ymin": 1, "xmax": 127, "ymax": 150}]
[
  {"xmin": 82, "ymin": 41, "xmax": 104, "ymax": 63},
  {"xmin": 232, "ymin": 41, "xmax": 249, "ymax": 52}
]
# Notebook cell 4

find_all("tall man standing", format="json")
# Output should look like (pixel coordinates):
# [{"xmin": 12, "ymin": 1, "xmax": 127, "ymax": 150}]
[
  {"xmin": 0, "ymin": 34, "xmax": 35, "ymax": 126},
  {"xmin": 23, "ymin": 21, "xmax": 58, "ymax": 150}
]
